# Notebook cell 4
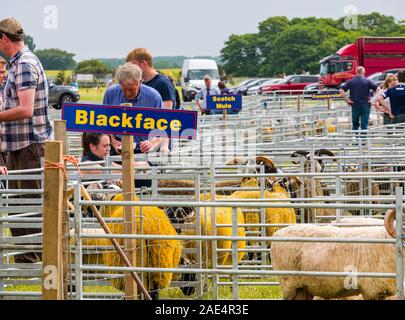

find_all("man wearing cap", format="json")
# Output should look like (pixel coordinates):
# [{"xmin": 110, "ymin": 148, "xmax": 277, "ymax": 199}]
[
  {"xmin": 0, "ymin": 17, "xmax": 52, "ymax": 263},
  {"xmin": 195, "ymin": 75, "xmax": 220, "ymax": 115}
]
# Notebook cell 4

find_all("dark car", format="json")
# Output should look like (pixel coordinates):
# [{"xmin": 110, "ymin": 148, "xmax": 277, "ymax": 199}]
[
  {"xmin": 228, "ymin": 78, "xmax": 257, "ymax": 94},
  {"xmin": 235, "ymin": 78, "xmax": 270, "ymax": 96},
  {"xmin": 48, "ymin": 82, "xmax": 80, "ymax": 109},
  {"xmin": 260, "ymin": 75, "xmax": 320, "ymax": 95}
]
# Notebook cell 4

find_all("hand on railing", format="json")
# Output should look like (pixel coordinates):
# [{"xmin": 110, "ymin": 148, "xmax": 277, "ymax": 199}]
[{"xmin": 0, "ymin": 166, "xmax": 8, "ymax": 175}]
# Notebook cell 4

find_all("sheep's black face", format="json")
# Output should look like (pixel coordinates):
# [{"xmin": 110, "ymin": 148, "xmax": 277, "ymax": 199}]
[{"xmin": 165, "ymin": 207, "xmax": 195, "ymax": 224}]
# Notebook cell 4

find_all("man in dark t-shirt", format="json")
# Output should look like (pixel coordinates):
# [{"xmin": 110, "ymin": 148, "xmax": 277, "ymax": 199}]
[
  {"xmin": 379, "ymin": 69, "xmax": 405, "ymax": 124},
  {"xmin": 126, "ymin": 48, "xmax": 178, "ymax": 154},
  {"xmin": 126, "ymin": 48, "xmax": 177, "ymax": 109},
  {"xmin": 340, "ymin": 66, "xmax": 377, "ymax": 131}
]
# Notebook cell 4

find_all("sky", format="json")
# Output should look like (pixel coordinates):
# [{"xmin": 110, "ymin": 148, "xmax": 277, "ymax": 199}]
[{"xmin": 2, "ymin": 0, "xmax": 405, "ymax": 61}]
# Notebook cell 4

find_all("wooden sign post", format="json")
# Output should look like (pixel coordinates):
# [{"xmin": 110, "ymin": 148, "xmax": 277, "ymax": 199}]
[
  {"xmin": 53, "ymin": 120, "xmax": 69, "ymax": 300},
  {"xmin": 121, "ymin": 135, "xmax": 137, "ymax": 300},
  {"xmin": 42, "ymin": 141, "xmax": 64, "ymax": 300},
  {"xmin": 119, "ymin": 102, "xmax": 137, "ymax": 300}
]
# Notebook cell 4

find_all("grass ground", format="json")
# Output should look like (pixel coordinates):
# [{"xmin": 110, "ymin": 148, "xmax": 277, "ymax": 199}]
[
  {"xmin": 4, "ymin": 277, "xmax": 282, "ymax": 300},
  {"xmin": 45, "ymin": 70, "xmax": 74, "ymax": 80}
]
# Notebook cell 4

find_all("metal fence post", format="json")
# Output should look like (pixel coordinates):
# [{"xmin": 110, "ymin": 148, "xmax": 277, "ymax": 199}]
[
  {"xmin": 232, "ymin": 206, "xmax": 239, "ymax": 300},
  {"xmin": 73, "ymin": 180, "xmax": 83, "ymax": 300},
  {"xmin": 395, "ymin": 187, "xmax": 404, "ymax": 300}
]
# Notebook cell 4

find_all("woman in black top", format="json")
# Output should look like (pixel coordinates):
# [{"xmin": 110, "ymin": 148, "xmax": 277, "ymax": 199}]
[{"xmin": 81, "ymin": 132, "xmax": 150, "ymax": 188}]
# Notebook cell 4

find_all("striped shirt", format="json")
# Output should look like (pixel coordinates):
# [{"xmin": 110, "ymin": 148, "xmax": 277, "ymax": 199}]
[{"xmin": 1, "ymin": 46, "xmax": 52, "ymax": 151}]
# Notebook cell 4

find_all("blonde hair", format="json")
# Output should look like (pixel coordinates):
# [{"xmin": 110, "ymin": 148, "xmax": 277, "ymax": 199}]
[
  {"xmin": 126, "ymin": 48, "xmax": 153, "ymax": 67},
  {"xmin": 382, "ymin": 74, "xmax": 397, "ymax": 90},
  {"xmin": 115, "ymin": 63, "xmax": 142, "ymax": 82}
]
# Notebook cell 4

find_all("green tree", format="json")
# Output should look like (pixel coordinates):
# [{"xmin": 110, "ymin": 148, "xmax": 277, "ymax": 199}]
[
  {"xmin": 220, "ymin": 34, "xmax": 261, "ymax": 77},
  {"xmin": 55, "ymin": 70, "xmax": 66, "ymax": 85},
  {"xmin": 24, "ymin": 35, "xmax": 36, "ymax": 52},
  {"xmin": 76, "ymin": 59, "xmax": 110, "ymax": 74},
  {"xmin": 35, "ymin": 48, "xmax": 76, "ymax": 70},
  {"xmin": 267, "ymin": 24, "xmax": 356, "ymax": 75}
]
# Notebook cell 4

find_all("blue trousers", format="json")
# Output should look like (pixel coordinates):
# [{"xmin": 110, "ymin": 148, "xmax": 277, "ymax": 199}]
[{"xmin": 351, "ymin": 104, "xmax": 371, "ymax": 131}]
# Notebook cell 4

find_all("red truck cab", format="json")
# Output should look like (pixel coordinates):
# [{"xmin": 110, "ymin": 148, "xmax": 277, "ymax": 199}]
[{"xmin": 320, "ymin": 37, "xmax": 405, "ymax": 88}]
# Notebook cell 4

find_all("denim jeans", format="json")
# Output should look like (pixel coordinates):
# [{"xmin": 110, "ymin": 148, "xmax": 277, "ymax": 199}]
[{"xmin": 351, "ymin": 104, "xmax": 371, "ymax": 131}]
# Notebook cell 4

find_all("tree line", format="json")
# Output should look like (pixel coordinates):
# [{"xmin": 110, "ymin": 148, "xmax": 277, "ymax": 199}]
[{"xmin": 220, "ymin": 13, "xmax": 405, "ymax": 77}]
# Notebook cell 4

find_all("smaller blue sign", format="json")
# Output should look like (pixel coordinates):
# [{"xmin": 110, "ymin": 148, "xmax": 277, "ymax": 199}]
[
  {"xmin": 62, "ymin": 103, "xmax": 198, "ymax": 139},
  {"xmin": 206, "ymin": 95, "xmax": 242, "ymax": 112}
]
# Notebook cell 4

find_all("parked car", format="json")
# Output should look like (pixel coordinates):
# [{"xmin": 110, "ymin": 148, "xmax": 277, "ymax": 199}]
[
  {"xmin": 303, "ymin": 82, "xmax": 322, "ymax": 95},
  {"xmin": 236, "ymin": 78, "xmax": 270, "ymax": 95},
  {"xmin": 260, "ymin": 75, "xmax": 320, "ymax": 95},
  {"xmin": 368, "ymin": 68, "xmax": 402, "ymax": 88},
  {"xmin": 228, "ymin": 78, "xmax": 257, "ymax": 93},
  {"xmin": 256, "ymin": 79, "xmax": 284, "ymax": 95},
  {"xmin": 48, "ymin": 81, "xmax": 80, "ymax": 109}
]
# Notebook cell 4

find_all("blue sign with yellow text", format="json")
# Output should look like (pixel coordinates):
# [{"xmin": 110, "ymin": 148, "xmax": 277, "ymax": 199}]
[
  {"xmin": 206, "ymin": 95, "xmax": 242, "ymax": 112},
  {"xmin": 62, "ymin": 103, "xmax": 198, "ymax": 139}
]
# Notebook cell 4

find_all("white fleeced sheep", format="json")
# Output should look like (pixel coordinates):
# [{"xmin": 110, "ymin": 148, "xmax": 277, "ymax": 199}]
[{"xmin": 271, "ymin": 209, "xmax": 403, "ymax": 300}]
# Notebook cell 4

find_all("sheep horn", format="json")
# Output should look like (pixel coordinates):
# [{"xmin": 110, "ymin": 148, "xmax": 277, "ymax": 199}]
[
  {"xmin": 315, "ymin": 149, "xmax": 336, "ymax": 160},
  {"xmin": 255, "ymin": 156, "xmax": 276, "ymax": 169},
  {"xmin": 384, "ymin": 209, "xmax": 396, "ymax": 238},
  {"xmin": 291, "ymin": 150, "xmax": 310, "ymax": 164}
]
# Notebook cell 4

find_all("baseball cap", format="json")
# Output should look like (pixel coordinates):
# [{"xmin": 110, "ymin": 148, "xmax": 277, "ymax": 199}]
[{"xmin": 0, "ymin": 18, "xmax": 24, "ymax": 40}]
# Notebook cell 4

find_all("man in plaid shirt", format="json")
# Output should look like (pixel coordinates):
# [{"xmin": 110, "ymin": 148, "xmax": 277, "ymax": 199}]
[{"xmin": 0, "ymin": 17, "xmax": 52, "ymax": 263}]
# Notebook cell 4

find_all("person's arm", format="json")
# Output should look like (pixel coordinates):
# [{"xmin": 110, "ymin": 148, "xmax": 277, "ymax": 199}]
[
  {"xmin": 195, "ymin": 90, "xmax": 203, "ymax": 110},
  {"xmin": 0, "ymin": 62, "xmax": 39, "ymax": 122},
  {"xmin": 0, "ymin": 88, "xmax": 35, "ymax": 122},
  {"xmin": 339, "ymin": 84, "xmax": 353, "ymax": 106},
  {"xmin": 103, "ymin": 88, "xmax": 111, "ymax": 104},
  {"xmin": 377, "ymin": 93, "xmax": 393, "ymax": 118},
  {"xmin": 163, "ymin": 100, "xmax": 174, "ymax": 109}
]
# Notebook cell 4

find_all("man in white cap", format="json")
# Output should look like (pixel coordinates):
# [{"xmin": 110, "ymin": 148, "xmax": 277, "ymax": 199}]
[{"xmin": 0, "ymin": 17, "xmax": 52, "ymax": 263}]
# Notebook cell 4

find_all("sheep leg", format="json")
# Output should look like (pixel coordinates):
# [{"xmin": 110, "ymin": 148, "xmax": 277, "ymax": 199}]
[
  {"xmin": 149, "ymin": 289, "xmax": 160, "ymax": 300},
  {"xmin": 291, "ymin": 288, "xmax": 314, "ymax": 300}
]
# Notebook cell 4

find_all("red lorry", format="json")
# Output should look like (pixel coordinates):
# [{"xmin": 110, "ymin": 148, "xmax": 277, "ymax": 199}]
[{"xmin": 319, "ymin": 37, "xmax": 405, "ymax": 88}]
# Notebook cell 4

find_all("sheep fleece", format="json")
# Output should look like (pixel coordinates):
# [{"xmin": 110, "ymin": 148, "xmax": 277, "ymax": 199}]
[
  {"xmin": 102, "ymin": 193, "xmax": 182, "ymax": 291},
  {"xmin": 271, "ymin": 224, "xmax": 397, "ymax": 300}
]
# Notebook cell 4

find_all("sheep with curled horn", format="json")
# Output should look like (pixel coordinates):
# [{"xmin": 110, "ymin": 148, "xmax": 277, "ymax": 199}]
[
  {"xmin": 290, "ymin": 149, "xmax": 337, "ymax": 223},
  {"xmin": 197, "ymin": 155, "xmax": 296, "ymax": 263},
  {"xmin": 271, "ymin": 207, "xmax": 405, "ymax": 300}
]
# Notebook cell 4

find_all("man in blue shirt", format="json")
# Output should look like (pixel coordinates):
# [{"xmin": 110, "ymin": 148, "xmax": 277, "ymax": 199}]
[
  {"xmin": 340, "ymin": 66, "xmax": 377, "ymax": 131},
  {"xmin": 103, "ymin": 63, "xmax": 163, "ymax": 153},
  {"xmin": 379, "ymin": 69, "xmax": 405, "ymax": 124}
]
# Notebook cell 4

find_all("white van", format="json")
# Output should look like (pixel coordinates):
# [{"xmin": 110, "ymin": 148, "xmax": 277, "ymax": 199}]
[{"xmin": 181, "ymin": 59, "xmax": 220, "ymax": 102}]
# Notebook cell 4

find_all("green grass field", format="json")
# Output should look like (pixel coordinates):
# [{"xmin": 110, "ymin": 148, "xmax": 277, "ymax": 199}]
[
  {"xmin": 45, "ymin": 70, "xmax": 74, "ymax": 80},
  {"xmin": 4, "ymin": 277, "xmax": 282, "ymax": 300}
]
